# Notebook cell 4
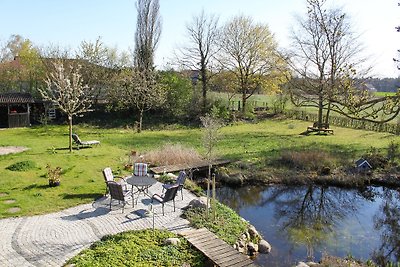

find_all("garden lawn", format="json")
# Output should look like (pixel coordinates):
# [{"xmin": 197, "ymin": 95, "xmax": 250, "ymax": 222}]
[{"xmin": 0, "ymin": 119, "xmax": 399, "ymax": 218}]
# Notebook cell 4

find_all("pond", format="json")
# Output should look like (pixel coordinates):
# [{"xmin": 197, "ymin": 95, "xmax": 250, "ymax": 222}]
[{"xmin": 214, "ymin": 185, "xmax": 400, "ymax": 266}]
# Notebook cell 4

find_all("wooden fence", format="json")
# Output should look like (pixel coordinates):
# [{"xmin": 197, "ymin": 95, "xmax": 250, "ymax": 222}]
[
  {"xmin": 8, "ymin": 113, "xmax": 30, "ymax": 128},
  {"xmin": 285, "ymin": 109, "xmax": 400, "ymax": 135}
]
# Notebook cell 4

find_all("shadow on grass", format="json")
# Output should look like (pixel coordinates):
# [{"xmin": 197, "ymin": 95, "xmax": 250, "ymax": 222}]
[
  {"xmin": 23, "ymin": 184, "xmax": 50, "ymax": 190},
  {"xmin": 62, "ymin": 193, "xmax": 103, "ymax": 200},
  {"xmin": 53, "ymin": 147, "xmax": 93, "ymax": 151}
]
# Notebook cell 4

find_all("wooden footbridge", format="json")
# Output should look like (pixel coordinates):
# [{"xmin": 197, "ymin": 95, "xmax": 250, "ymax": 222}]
[
  {"xmin": 149, "ymin": 159, "xmax": 231, "ymax": 174},
  {"xmin": 180, "ymin": 228, "xmax": 258, "ymax": 267}
]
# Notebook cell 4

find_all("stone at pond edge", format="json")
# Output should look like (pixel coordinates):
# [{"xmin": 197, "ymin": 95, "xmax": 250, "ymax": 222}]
[
  {"xmin": 216, "ymin": 169, "xmax": 245, "ymax": 186},
  {"xmin": 186, "ymin": 197, "xmax": 208, "ymax": 209},
  {"xmin": 258, "ymin": 239, "xmax": 272, "ymax": 254},
  {"xmin": 164, "ymin": 237, "xmax": 180, "ymax": 246},
  {"xmin": 296, "ymin": 262, "xmax": 310, "ymax": 267},
  {"xmin": 247, "ymin": 242, "xmax": 258, "ymax": 255},
  {"xmin": 248, "ymin": 225, "xmax": 260, "ymax": 238}
]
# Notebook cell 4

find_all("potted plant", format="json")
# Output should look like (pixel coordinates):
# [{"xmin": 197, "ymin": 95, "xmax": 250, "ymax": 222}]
[{"xmin": 46, "ymin": 164, "xmax": 61, "ymax": 187}]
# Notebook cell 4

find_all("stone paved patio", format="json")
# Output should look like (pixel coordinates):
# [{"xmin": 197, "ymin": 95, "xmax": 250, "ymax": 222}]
[{"xmin": 0, "ymin": 182, "xmax": 197, "ymax": 266}]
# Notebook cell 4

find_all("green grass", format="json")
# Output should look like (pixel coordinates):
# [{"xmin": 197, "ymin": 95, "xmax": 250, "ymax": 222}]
[
  {"xmin": 183, "ymin": 201, "xmax": 251, "ymax": 245},
  {"xmin": 0, "ymin": 120, "xmax": 399, "ymax": 218},
  {"xmin": 375, "ymin": 91, "xmax": 396, "ymax": 97},
  {"xmin": 67, "ymin": 229, "xmax": 206, "ymax": 267}
]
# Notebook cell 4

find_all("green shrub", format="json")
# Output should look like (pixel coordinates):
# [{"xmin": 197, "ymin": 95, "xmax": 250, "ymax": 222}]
[
  {"xmin": 68, "ymin": 229, "xmax": 205, "ymax": 267},
  {"xmin": 183, "ymin": 201, "xmax": 249, "ymax": 245},
  {"xmin": 6, "ymin": 160, "xmax": 36, "ymax": 171}
]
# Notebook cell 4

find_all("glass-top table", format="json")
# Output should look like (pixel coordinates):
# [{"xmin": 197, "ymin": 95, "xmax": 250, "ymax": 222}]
[{"xmin": 126, "ymin": 176, "xmax": 157, "ymax": 204}]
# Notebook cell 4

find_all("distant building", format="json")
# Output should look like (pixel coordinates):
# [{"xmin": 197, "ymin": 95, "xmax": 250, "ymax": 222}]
[{"xmin": 0, "ymin": 92, "xmax": 34, "ymax": 127}]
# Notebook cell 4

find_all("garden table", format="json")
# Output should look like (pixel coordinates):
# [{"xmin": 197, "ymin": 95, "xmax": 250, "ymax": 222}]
[{"xmin": 126, "ymin": 176, "xmax": 157, "ymax": 204}]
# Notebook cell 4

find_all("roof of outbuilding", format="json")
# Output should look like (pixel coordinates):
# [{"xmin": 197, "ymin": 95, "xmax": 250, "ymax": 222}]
[{"xmin": 0, "ymin": 93, "xmax": 35, "ymax": 104}]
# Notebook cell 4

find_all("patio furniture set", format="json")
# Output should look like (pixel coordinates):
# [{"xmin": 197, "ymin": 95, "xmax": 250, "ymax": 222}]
[{"xmin": 102, "ymin": 163, "xmax": 187, "ymax": 215}]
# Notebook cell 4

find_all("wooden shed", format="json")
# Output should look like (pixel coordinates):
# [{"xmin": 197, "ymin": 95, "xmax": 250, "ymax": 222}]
[{"xmin": 0, "ymin": 92, "xmax": 35, "ymax": 128}]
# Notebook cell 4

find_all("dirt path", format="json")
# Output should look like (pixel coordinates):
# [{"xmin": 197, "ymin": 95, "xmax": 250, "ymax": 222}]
[{"xmin": 0, "ymin": 146, "xmax": 29, "ymax": 155}]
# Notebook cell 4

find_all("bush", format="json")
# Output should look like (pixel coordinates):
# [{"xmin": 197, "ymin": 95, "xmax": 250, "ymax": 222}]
[
  {"xmin": 278, "ymin": 150, "xmax": 337, "ymax": 172},
  {"xmin": 159, "ymin": 70, "xmax": 193, "ymax": 120},
  {"xmin": 6, "ymin": 160, "xmax": 36, "ymax": 171}
]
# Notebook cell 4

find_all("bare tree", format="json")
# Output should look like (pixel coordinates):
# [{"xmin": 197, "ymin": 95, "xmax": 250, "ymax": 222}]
[
  {"xmin": 218, "ymin": 15, "xmax": 285, "ymax": 113},
  {"xmin": 200, "ymin": 114, "xmax": 222, "ymax": 220},
  {"xmin": 176, "ymin": 10, "xmax": 219, "ymax": 112},
  {"xmin": 134, "ymin": 0, "xmax": 161, "ymax": 71},
  {"xmin": 39, "ymin": 62, "xmax": 93, "ymax": 152},
  {"xmin": 76, "ymin": 37, "xmax": 130, "ymax": 103},
  {"xmin": 289, "ymin": 0, "xmax": 400, "ymax": 125}
]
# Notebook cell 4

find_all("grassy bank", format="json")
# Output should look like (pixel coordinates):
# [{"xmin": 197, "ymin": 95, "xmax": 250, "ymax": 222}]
[
  {"xmin": 67, "ymin": 229, "xmax": 206, "ymax": 267},
  {"xmin": 0, "ymin": 119, "xmax": 399, "ymax": 218}
]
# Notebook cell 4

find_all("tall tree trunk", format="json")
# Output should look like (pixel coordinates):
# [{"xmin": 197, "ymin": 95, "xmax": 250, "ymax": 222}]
[
  {"xmin": 138, "ymin": 109, "xmax": 144, "ymax": 133},
  {"xmin": 201, "ymin": 66, "xmax": 207, "ymax": 113},
  {"xmin": 241, "ymin": 92, "xmax": 246, "ymax": 114},
  {"xmin": 68, "ymin": 115, "xmax": 73, "ymax": 152},
  {"xmin": 325, "ymin": 102, "xmax": 331, "ymax": 124},
  {"xmin": 318, "ymin": 95, "xmax": 323, "ymax": 128}
]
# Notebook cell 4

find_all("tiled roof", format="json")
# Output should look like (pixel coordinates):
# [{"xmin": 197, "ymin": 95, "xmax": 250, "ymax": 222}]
[{"xmin": 0, "ymin": 93, "xmax": 35, "ymax": 104}]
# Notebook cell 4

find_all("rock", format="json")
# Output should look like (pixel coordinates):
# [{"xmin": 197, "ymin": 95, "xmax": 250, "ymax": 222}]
[
  {"xmin": 238, "ymin": 240, "xmax": 246, "ymax": 248},
  {"xmin": 241, "ymin": 233, "xmax": 247, "ymax": 241},
  {"xmin": 247, "ymin": 242, "xmax": 258, "ymax": 253},
  {"xmin": 237, "ymin": 246, "xmax": 245, "ymax": 253},
  {"xmin": 248, "ymin": 225, "xmax": 259, "ymax": 238},
  {"xmin": 296, "ymin": 262, "xmax": 309, "ymax": 267},
  {"xmin": 258, "ymin": 239, "xmax": 272, "ymax": 254},
  {"xmin": 245, "ymin": 231, "xmax": 251, "ymax": 240},
  {"xmin": 186, "ymin": 197, "xmax": 208, "ymax": 209},
  {"xmin": 166, "ymin": 172, "xmax": 178, "ymax": 179},
  {"xmin": 164, "ymin": 237, "xmax": 180, "ymax": 246},
  {"xmin": 217, "ymin": 169, "xmax": 245, "ymax": 186},
  {"xmin": 306, "ymin": 262, "xmax": 318, "ymax": 266}
]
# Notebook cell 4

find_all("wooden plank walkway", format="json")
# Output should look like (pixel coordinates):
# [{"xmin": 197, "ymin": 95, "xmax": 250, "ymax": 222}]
[
  {"xmin": 150, "ymin": 159, "xmax": 231, "ymax": 174},
  {"xmin": 180, "ymin": 228, "xmax": 258, "ymax": 267}
]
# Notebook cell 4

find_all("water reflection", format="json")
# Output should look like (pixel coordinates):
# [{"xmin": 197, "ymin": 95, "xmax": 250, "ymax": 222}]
[
  {"xmin": 373, "ymin": 188, "xmax": 400, "ymax": 265},
  {"xmin": 264, "ymin": 185, "xmax": 365, "ymax": 261},
  {"xmin": 215, "ymin": 185, "xmax": 399, "ymax": 266}
]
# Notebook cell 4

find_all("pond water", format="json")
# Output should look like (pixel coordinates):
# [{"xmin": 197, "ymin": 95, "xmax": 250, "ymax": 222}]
[{"xmin": 215, "ymin": 185, "xmax": 400, "ymax": 266}]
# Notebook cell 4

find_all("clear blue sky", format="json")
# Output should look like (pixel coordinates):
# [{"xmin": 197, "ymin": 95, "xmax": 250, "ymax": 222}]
[{"xmin": 1, "ymin": 0, "xmax": 399, "ymax": 77}]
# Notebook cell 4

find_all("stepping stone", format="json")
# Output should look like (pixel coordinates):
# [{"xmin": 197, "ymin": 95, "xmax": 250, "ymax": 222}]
[
  {"xmin": 0, "ymin": 192, "xmax": 8, "ymax": 197},
  {"xmin": 8, "ymin": 207, "xmax": 21, "ymax": 213},
  {"xmin": 4, "ymin": 199, "xmax": 16, "ymax": 204}
]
